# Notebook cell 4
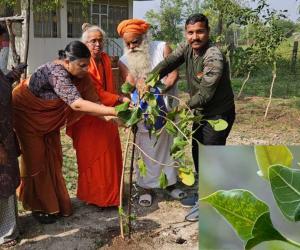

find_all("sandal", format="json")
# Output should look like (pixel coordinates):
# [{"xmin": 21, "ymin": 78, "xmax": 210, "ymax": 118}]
[
  {"xmin": 138, "ymin": 190, "xmax": 153, "ymax": 207},
  {"xmin": 1, "ymin": 239, "xmax": 17, "ymax": 248},
  {"xmin": 32, "ymin": 212, "xmax": 57, "ymax": 224},
  {"xmin": 166, "ymin": 186, "xmax": 187, "ymax": 200},
  {"xmin": 185, "ymin": 202, "xmax": 199, "ymax": 222}
]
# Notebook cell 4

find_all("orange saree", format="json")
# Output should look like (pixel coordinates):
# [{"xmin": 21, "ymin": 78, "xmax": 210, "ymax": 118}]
[
  {"xmin": 13, "ymin": 77, "xmax": 98, "ymax": 216},
  {"xmin": 66, "ymin": 53, "xmax": 123, "ymax": 207}
]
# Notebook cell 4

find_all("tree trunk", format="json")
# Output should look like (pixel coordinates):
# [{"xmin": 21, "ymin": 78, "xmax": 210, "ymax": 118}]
[
  {"xmin": 5, "ymin": 21, "xmax": 20, "ymax": 64},
  {"xmin": 23, "ymin": 0, "xmax": 30, "ymax": 78},
  {"xmin": 217, "ymin": 12, "xmax": 223, "ymax": 37},
  {"xmin": 237, "ymin": 71, "xmax": 251, "ymax": 99},
  {"xmin": 264, "ymin": 61, "xmax": 277, "ymax": 119}
]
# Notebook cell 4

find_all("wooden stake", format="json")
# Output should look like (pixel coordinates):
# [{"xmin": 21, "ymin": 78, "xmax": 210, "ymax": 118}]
[
  {"xmin": 128, "ymin": 125, "xmax": 137, "ymax": 239},
  {"xmin": 119, "ymin": 129, "xmax": 132, "ymax": 239}
]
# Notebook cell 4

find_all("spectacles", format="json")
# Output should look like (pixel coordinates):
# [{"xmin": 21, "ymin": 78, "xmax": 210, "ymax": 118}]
[{"xmin": 87, "ymin": 39, "xmax": 103, "ymax": 46}]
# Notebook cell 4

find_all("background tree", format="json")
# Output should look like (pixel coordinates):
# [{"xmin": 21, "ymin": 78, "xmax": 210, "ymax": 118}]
[{"xmin": 145, "ymin": 0, "xmax": 187, "ymax": 45}]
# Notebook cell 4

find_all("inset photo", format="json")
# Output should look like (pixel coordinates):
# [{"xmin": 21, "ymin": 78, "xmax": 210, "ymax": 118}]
[{"xmin": 199, "ymin": 146, "xmax": 300, "ymax": 250}]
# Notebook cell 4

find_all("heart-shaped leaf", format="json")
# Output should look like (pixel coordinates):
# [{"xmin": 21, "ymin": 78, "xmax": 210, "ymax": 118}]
[
  {"xmin": 126, "ymin": 107, "xmax": 142, "ymax": 127},
  {"xmin": 245, "ymin": 211, "xmax": 287, "ymax": 249},
  {"xmin": 118, "ymin": 110, "xmax": 132, "ymax": 123},
  {"xmin": 115, "ymin": 101, "xmax": 130, "ymax": 113},
  {"xmin": 201, "ymin": 190, "xmax": 267, "ymax": 240},
  {"xmin": 207, "ymin": 119, "xmax": 228, "ymax": 131},
  {"xmin": 137, "ymin": 158, "xmax": 147, "ymax": 177},
  {"xmin": 269, "ymin": 165, "xmax": 300, "ymax": 221},
  {"xmin": 201, "ymin": 190, "xmax": 288, "ymax": 249},
  {"xmin": 255, "ymin": 145, "xmax": 293, "ymax": 179},
  {"xmin": 121, "ymin": 82, "xmax": 135, "ymax": 94}
]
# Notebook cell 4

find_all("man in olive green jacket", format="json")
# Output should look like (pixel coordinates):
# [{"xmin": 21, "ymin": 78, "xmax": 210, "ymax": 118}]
[{"xmin": 151, "ymin": 13, "xmax": 235, "ymax": 210}]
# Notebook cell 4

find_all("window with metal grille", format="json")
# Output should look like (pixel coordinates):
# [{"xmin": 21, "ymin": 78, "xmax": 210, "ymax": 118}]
[
  {"xmin": 67, "ymin": 0, "xmax": 89, "ymax": 38},
  {"xmin": 67, "ymin": 0, "xmax": 128, "ymax": 38},
  {"xmin": 33, "ymin": 1, "xmax": 60, "ymax": 38}
]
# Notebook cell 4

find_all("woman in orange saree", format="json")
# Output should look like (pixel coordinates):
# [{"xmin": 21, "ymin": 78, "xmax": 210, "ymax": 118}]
[
  {"xmin": 66, "ymin": 25, "xmax": 129, "ymax": 208},
  {"xmin": 13, "ymin": 41, "xmax": 118, "ymax": 224}
]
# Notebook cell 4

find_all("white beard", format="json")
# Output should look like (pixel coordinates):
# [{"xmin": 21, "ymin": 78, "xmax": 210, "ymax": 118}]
[{"xmin": 124, "ymin": 38, "xmax": 151, "ymax": 80}]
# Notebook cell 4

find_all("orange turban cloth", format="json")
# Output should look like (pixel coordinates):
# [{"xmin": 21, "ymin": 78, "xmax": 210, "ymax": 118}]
[{"xmin": 117, "ymin": 19, "xmax": 150, "ymax": 37}]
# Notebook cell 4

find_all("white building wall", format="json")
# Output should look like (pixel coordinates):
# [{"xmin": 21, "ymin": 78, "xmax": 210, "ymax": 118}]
[{"xmin": 9, "ymin": 0, "xmax": 132, "ymax": 74}]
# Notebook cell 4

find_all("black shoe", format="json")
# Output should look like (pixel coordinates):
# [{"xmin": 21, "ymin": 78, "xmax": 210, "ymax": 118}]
[
  {"xmin": 180, "ymin": 193, "xmax": 198, "ymax": 208},
  {"xmin": 32, "ymin": 212, "xmax": 58, "ymax": 224}
]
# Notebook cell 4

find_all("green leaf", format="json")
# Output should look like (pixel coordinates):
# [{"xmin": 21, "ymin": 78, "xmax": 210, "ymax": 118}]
[
  {"xmin": 201, "ymin": 189, "xmax": 269, "ymax": 241},
  {"xmin": 126, "ymin": 108, "xmax": 142, "ymax": 127},
  {"xmin": 137, "ymin": 158, "xmax": 147, "ymax": 177},
  {"xmin": 255, "ymin": 146, "xmax": 293, "ymax": 179},
  {"xmin": 155, "ymin": 80, "xmax": 165, "ymax": 90},
  {"xmin": 170, "ymin": 136, "xmax": 188, "ymax": 155},
  {"xmin": 121, "ymin": 82, "xmax": 135, "ymax": 94},
  {"xmin": 269, "ymin": 165, "xmax": 300, "ymax": 221},
  {"xmin": 146, "ymin": 93, "xmax": 157, "ymax": 107},
  {"xmin": 145, "ymin": 72, "xmax": 160, "ymax": 87},
  {"xmin": 166, "ymin": 108, "xmax": 178, "ymax": 120},
  {"xmin": 171, "ymin": 150, "xmax": 185, "ymax": 160},
  {"xmin": 179, "ymin": 109, "xmax": 187, "ymax": 119},
  {"xmin": 165, "ymin": 120, "xmax": 177, "ymax": 136},
  {"xmin": 207, "ymin": 119, "xmax": 228, "ymax": 131},
  {"xmin": 190, "ymin": 115, "xmax": 203, "ymax": 123},
  {"xmin": 245, "ymin": 212, "xmax": 287, "ymax": 250},
  {"xmin": 202, "ymin": 190, "xmax": 289, "ymax": 249},
  {"xmin": 115, "ymin": 101, "xmax": 130, "ymax": 113},
  {"xmin": 118, "ymin": 110, "xmax": 132, "ymax": 123},
  {"xmin": 118, "ymin": 206, "xmax": 125, "ymax": 216},
  {"xmin": 159, "ymin": 171, "xmax": 168, "ymax": 189}
]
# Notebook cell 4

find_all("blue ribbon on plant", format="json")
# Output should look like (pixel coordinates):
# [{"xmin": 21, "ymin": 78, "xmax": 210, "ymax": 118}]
[{"xmin": 131, "ymin": 87, "xmax": 167, "ymax": 130}]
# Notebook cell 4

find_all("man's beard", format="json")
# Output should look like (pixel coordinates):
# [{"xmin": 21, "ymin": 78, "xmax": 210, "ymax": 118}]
[{"xmin": 124, "ymin": 38, "xmax": 151, "ymax": 80}]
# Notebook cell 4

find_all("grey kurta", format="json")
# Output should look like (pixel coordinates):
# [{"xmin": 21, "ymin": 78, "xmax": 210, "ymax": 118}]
[{"xmin": 0, "ymin": 70, "xmax": 20, "ymax": 198}]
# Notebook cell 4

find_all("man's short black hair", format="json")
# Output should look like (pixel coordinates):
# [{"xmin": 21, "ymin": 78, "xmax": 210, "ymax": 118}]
[{"xmin": 185, "ymin": 13, "xmax": 209, "ymax": 29}]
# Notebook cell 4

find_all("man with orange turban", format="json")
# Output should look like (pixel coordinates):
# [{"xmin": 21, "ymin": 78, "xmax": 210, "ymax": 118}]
[
  {"xmin": 118, "ymin": 19, "xmax": 187, "ymax": 207},
  {"xmin": 117, "ymin": 19, "xmax": 150, "ymax": 38}
]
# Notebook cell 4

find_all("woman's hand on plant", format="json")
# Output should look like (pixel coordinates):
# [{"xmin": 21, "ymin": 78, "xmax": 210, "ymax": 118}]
[{"xmin": 103, "ymin": 116, "xmax": 126, "ymax": 127}]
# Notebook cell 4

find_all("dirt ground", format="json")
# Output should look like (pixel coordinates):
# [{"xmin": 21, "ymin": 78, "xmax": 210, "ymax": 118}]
[
  {"xmin": 5, "ymin": 95, "xmax": 300, "ymax": 250},
  {"xmin": 228, "ymin": 96, "xmax": 300, "ymax": 144},
  {"xmin": 11, "ymin": 184, "xmax": 198, "ymax": 250}
]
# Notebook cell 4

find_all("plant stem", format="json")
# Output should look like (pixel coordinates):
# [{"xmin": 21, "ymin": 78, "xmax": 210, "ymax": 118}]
[
  {"xmin": 264, "ymin": 61, "xmax": 276, "ymax": 119},
  {"xmin": 128, "ymin": 141, "xmax": 180, "ymax": 168},
  {"xmin": 159, "ymin": 115, "xmax": 190, "ymax": 142},
  {"xmin": 286, "ymin": 238, "xmax": 300, "ymax": 248}
]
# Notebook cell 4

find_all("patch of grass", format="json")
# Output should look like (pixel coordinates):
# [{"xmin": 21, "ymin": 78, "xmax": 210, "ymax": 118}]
[{"xmin": 61, "ymin": 131, "xmax": 78, "ymax": 196}]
